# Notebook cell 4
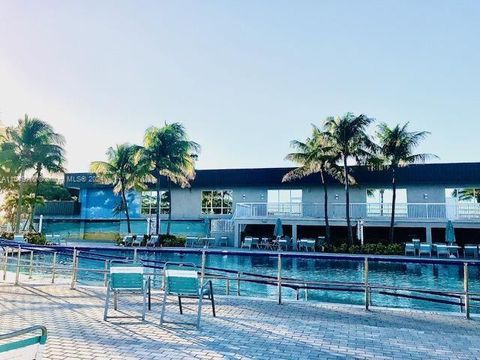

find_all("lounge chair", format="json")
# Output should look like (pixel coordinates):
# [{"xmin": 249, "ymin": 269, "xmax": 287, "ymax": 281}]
[
  {"xmin": 419, "ymin": 243, "xmax": 432, "ymax": 257},
  {"xmin": 278, "ymin": 236, "xmax": 291, "ymax": 251},
  {"xmin": 132, "ymin": 235, "xmax": 142, "ymax": 246},
  {"xmin": 299, "ymin": 239, "xmax": 316, "ymax": 252},
  {"xmin": 217, "ymin": 236, "xmax": 228, "ymax": 247},
  {"xmin": 13, "ymin": 235, "xmax": 25, "ymax": 243},
  {"xmin": 317, "ymin": 236, "xmax": 326, "ymax": 252},
  {"xmin": 160, "ymin": 263, "xmax": 216, "ymax": 329},
  {"xmin": 103, "ymin": 262, "xmax": 148, "ymax": 321},
  {"xmin": 146, "ymin": 235, "xmax": 160, "ymax": 247},
  {"xmin": 123, "ymin": 235, "xmax": 134, "ymax": 247},
  {"xmin": 0, "ymin": 325, "xmax": 47, "ymax": 360},
  {"xmin": 259, "ymin": 237, "xmax": 271, "ymax": 249},
  {"xmin": 435, "ymin": 244, "xmax": 450, "ymax": 258},
  {"xmin": 464, "ymin": 244, "xmax": 479, "ymax": 259},
  {"xmin": 185, "ymin": 237, "xmax": 198, "ymax": 248},
  {"xmin": 404, "ymin": 243, "xmax": 415, "ymax": 256},
  {"xmin": 241, "ymin": 237, "xmax": 254, "ymax": 249}
]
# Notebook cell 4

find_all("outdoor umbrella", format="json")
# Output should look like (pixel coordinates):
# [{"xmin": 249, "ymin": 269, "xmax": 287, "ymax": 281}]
[
  {"xmin": 273, "ymin": 218, "xmax": 284, "ymax": 239},
  {"xmin": 445, "ymin": 220, "xmax": 456, "ymax": 244}
]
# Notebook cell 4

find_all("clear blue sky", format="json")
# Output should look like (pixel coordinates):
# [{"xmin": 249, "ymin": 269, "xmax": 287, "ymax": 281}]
[{"xmin": 0, "ymin": 1, "xmax": 479, "ymax": 172}]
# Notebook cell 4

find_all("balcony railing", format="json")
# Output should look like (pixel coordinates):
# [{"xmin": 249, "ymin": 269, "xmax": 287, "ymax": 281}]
[{"xmin": 234, "ymin": 202, "xmax": 480, "ymax": 221}]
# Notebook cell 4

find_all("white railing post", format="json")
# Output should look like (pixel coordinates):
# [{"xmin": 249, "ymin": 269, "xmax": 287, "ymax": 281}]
[
  {"xmin": 70, "ymin": 248, "xmax": 78, "ymax": 289},
  {"xmin": 103, "ymin": 260, "xmax": 109, "ymax": 287},
  {"xmin": 51, "ymin": 252, "xmax": 57, "ymax": 284},
  {"xmin": 364, "ymin": 257, "xmax": 369, "ymax": 311},
  {"xmin": 28, "ymin": 250, "xmax": 34, "ymax": 279},
  {"xmin": 3, "ymin": 247, "xmax": 9, "ymax": 281},
  {"xmin": 464, "ymin": 263, "xmax": 470, "ymax": 319},
  {"xmin": 15, "ymin": 246, "xmax": 21, "ymax": 285},
  {"xmin": 277, "ymin": 254, "xmax": 282, "ymax": 305}
]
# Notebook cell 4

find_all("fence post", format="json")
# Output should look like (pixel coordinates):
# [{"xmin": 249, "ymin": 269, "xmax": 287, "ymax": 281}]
[
  {"xmin": 15, "ymin": 246, "xmax": 21, "ymax": 285},
  {"xmin": 51, "ymin": 252, "xmax": 57, "ymax": 284},
  {"xmin": 200, "ymin": 251, "xmax": 206, "ymax": 287},
  {"xmin": 304, "ymin": 283, "xmax": 308, "ymax": 301},
  {"xmin": 277, "ymin": 254, "xmax": 282, "ymax": 305},
  {"xmin": 148, "ymin": 276, "xmax": 152, "ymax": 311},
  {"xmin": 103, "ymin": 260, "xmax": 109, "ymax": 287},
  {"xmin": 226, "ymin": 278, "xmax": 230, "ymax": 295},
  {"xmin": 464, "ymin": 263, "xmax": 470, "ymax": 319},
  {"xmin": 70, "ymin": 248, "xmax": 78, "ymax": 289},
  {"xmin": 364, "ymin": 257, "xmax": 369, "ymax": 311},
  {"xmin": 133, "ymin": 248, "xmax": 138, "ymax": 262},
  {"xmin": 3, "ymin": 247, "xmax": 9, "ymax": 281},
  {"xmin": 237, "ymin": 272, "xmax": 241, "ymax": 296},
  {"xmin": 28, "ymin": 250, "xmax": 34, "ymax": 279}
]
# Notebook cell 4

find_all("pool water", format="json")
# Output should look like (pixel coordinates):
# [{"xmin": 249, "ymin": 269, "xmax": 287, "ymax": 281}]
[{"xmin": 10, "ymin": 247, "xmax": 480, "ymax": 314}]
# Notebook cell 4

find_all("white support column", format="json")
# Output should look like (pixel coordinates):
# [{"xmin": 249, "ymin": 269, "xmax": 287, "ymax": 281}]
[
  {"xmin": 426, "ymin": 226, "xmax": 433, "ymax": 244},
  {"xmin": 234, "ymin": 223, "xmax": 241, "ymax": 248},
  {"xmin": 292, "ymin": 224, "xmax": 298, "ymax": 250}
]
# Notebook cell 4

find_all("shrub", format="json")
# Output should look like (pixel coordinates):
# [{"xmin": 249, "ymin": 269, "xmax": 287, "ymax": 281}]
[
  {"xmin": 327, "ymin": 242, "xmax": 403, "ymax": 255},
  {"xmin": 161, "ymin": 235, "xmax": 186, "ymax": 247},
  {"xmin": 0, "ymin": 231, "xmax": 14, "ymax": 240}
]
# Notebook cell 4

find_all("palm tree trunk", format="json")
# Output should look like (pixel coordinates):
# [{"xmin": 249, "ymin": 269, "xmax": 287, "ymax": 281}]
[
  {"xmin": 29, "ymin": 167, "xmax": 42, "ymax": 231},
  {"xmin": 320, "ymin": 170, "xmax": 330, "ymax": 244},
  {"xmin": 343, "ymin": 156, "xmax": 353, "ymax": 245},
  {"xmin": 389, "ymin": 167, "xmax": 397, "ymax": 243},
  {"xmin": 121, "ymin": 186, "xmax": 131, "ymax": 234},
  {"xmin": 14, "ymin": 169, "xmax": 26, "ymax": 234},
  {"xmin": 155, "ymin": 180, "xmax": 161, "ymax": 235},
  {"xmin": 166, "ymin": 180, "xmax": 172, "ymax": 236}
]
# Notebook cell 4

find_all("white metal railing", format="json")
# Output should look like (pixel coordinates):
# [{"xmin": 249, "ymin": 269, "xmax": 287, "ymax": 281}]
[{"xmin": 233, "ymin": 202, "xmax": 480, "ymax": 221}]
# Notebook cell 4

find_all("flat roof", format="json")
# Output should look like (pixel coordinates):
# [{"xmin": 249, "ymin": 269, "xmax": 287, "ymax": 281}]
[{"xmin": 64, "ymin": 162, "xmax": 480, "ymax": 189}]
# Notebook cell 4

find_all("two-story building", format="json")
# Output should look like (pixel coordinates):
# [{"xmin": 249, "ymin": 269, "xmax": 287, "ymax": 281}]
[{"xmin": 36, "ymin": 162, "xmax": 480, "ymax": 246}]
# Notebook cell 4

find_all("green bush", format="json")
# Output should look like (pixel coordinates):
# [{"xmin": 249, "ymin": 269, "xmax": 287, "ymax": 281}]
[
  {"xmin": 327, "ymin": 242, "xmax": 403, "ymax": 255},
  {"xmin": 161, "ymin": 235, "xmax": 186, "ymax": 247},
  {"xmin": 0, "ymin": 231, "xmax": 47, "ymax": 244},
  {"xmin": 0, "ymin": 231, "xmax": 14, "ymax": 240}
]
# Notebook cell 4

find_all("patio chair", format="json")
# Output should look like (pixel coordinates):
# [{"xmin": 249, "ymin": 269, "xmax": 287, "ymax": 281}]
[
  {"xmin": 160, "ymin": 263, "xmax": 216, "ymax": 329},
  {"xmin": 217, "ymin": 236, "xmax": 228, "ymax": 247},
  {"xmin": 123, "ymin": 235, "xmax": 134, "ymax": 247},
  {"xmin": 435, "ymin": 244, "xmax": 450, "ymax": 258},
  {"xmin": 146, "ymin": 235, "xmax": 160, "ymax": 247},
  {"xmin": 419, "ymin": 243, "xmax": 432, "ymax": 257},
  {"xmin": 13, "ymin": 235, "xmax": 25, "ymax": 243},
  {"xmin": 259, "ymin": 237, "xmax": 271, "ymax": 250},
  {"xmin": 317, "ymin": 236, "xmax": 326, "ymax": 252},
  {"xmin": 103, "ymin": 262, "xmax": 148, "ymax": 322},
  {"xmin": 278, "ymin": 236, "xmax": 291, "ymax": 251},
  {"xmin": 404, "ymin": 243, "xmax": 415, "ymax": 256},
  {"xmin": 464, "ymin": 244, "xmax": 479, "ymax": 259},
  {"xmin": 185, "ymin": 237, "xmax": 198, "ymax": 248},
  {"xmin": 299, "ymin": 239, "xmax": 316, "ymax": 252},
  {"xmin": 45, "ymin": 234, "xmax": 54, "ymax": 244},
  {"xmin": 241, "ymin": 237, "xmax": 254, "ymax": 249},
  {"xmin": 132, "ymin": 235, "xmax": 142, "ymax": 246},
  {"xmin": 0, "ymin": 325, "xmax": 47, "ymax": 360}
]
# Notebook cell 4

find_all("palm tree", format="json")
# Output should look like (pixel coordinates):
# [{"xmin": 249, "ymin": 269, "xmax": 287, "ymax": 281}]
[
  {"xmin": 91, "ymin": 144, "xmax": 148, "ymax": 234},
  {"xmin": 324, "ymin": 113, "xmax": 375, "ymax": 245},
  {"xmin": 283, "ymin": 126, "xmax": 341, "ymax": 244},
  {"xmin": 376, "ymin": 122, "xmax": 436, "ymax": 243},
  {"xmin": 142, "ymin": 123, "xmax": 200, "ymax": 235},
  {"xmin": 0, "ymin": 115, "xmax": 65, "ymax": 233}
]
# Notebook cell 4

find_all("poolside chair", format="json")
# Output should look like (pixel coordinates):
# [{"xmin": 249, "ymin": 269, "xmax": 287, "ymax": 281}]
[
  {"xmin": 146, "ymin": 235, "xmax": 160, "ymax": 247},
  {"xmin": 259, "ymin": 237, "xmax": 270, "ymax": 250},
  {"xmin": 419, "ymin": 243, "xmax": 432, "ymax": 257},
  {"xmin": 0, "ymin": 325, "xmax": 47, "ymax": 360},
  {"xmin": 218, "ymin": 236, "xmax": 228, "ymax": 247},
  {"xmin": 241, "ymin": 237, "xmax": 254, "ymax": 249},
  {"xmin": 464, "ymin": 244, "xmax": 479, "ymax": 259},
  {"xmin": 317, "ymin": 236, "xmax": 326, "ymax": 252},
  {"xmin": 185, "ymin": 236, "xmax": 198, "ymax": 248},
  {"xmin": 404, "ymin": 243, "xmax": 415, "ymax": 256},
  {"xmin": 132, "ymin": 234, "xmax": 142, "ymax": 246},
  {"xmin": 123, "ymin": 235, "xmax": 134, "ymax": 247},
  {"xmin": 299, "ymin": 239, "xmax": 316, "ymax": 252},
  {"xmin": 278, "ymin": 236, "xmax": 291, "ymax": 251},
  {"xmin": 160, "ymin": 263, "xmax": 216, "ymax": 329},
  {"xmin": 435, "ymin": 244, "xmax": 450, "ymax": 258},
  {"xmin": 45, "ymin": 234, "xmax": 54, "ymax": 245},
  {"xmin": 13, "ymin": 234, "xmax": 25, "ymax": 243},
  {"xmin": 103, "ymin": 262, "xmax": 148, "ymax": 322}
]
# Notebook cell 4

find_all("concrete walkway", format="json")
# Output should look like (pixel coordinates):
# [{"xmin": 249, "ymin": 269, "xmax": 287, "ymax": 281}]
[{"xmin": 0, "ymin": 281, "xmax": 479, "ymax": 359}]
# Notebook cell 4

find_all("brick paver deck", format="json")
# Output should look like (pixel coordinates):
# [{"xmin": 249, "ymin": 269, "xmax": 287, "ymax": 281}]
[{"xmin": 0, "ymin": 281, "xmax": 479, "ymax": 359}]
